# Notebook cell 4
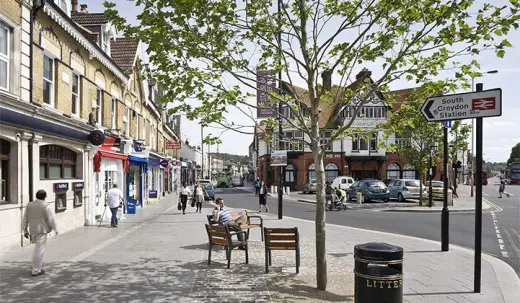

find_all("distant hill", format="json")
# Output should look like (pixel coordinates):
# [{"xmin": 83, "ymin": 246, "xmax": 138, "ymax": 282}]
[{"xmin": 209, "ymin": 152, "xmax": 248, "ymax": 165}]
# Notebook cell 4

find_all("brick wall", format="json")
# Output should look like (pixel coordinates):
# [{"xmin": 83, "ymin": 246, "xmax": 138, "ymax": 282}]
[
  {"xmin": 32, "ymin": 46, "xmax": 44, "ymax": 104},
  {"xmin": 2, "ymin": 0, "xmax": 20, "ymax": 24},
  {"xmin": 102, "ymin": 91, "xmax": 112, "ymax": 128}
]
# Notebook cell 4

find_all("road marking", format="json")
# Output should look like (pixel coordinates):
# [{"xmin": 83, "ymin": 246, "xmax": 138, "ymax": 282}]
[
  {"xmin": 490, "ymin": 211, "xmax": 510, "ymax": 259},
  {"xmin": 503, "ymin": 228, "xmax": 520, "ymax": 257}
]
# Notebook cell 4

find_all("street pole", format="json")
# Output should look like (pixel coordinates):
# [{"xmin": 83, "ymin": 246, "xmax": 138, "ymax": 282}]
[
  {"xmin": 277, "ymin": 0, "xmax": 283, "ymax": 220},
  {"xmin": 474, "ymin": 83, "xmax": 484, "ymax": 293},
  {"xmin": 441, "ymin": 125, "xmax": 449, "ymax": 251},
  {"xmin": 201, "ymin": 126, "xmax": 204, "ymax": 180},
  {"xmin": 429, "ymin": 147, "xmax": 433, "ymax": 208},
  {"xmin": 470, "ymin": 77, "xmax": 474, "ymax": 197}
]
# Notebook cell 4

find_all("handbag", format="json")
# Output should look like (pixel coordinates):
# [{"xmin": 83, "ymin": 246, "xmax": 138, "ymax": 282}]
[
  {"xmin": 177, "ymin": 201, "xmax": 182, "ymax": 210},
  {"xmin": 191, "ymin": 197, "xmax": 196, "ymax": 207}
]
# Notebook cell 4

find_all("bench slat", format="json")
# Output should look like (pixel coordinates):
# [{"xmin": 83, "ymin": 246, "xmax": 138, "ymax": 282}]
[
  {"xmin": 267, "ymin": 242, "xmax": 298, "ymax": 249},
  {"xmin": 267, "ymin": 235, "xmax": 297, "ymax": 241},
  {"xmin": 211, "ymin": 238, "xmax": 229, "ymax": 246},
  {"xmin": 265, "ymin": 228, "xmax": 298, "ymax": 233}
]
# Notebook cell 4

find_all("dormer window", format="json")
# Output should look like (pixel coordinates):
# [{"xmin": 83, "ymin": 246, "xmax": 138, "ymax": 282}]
[
  {"xmin": 100, "ymin": 31, "xmax": 110, "ymax": 55},
  {"xmin": 55, "ymin": 0, "xmax": 70, "ymax": 16}
]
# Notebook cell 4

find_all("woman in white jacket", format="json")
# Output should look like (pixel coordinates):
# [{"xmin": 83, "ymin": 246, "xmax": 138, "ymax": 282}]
[{"xmin": 193, "ymin": 181, "xmax": 205, "ymax": 213}]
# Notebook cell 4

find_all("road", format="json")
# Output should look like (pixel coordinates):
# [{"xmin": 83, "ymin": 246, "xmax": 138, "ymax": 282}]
[{"xmin": 217, "ymin": 181, "xmax": 519, "ymax": 276}]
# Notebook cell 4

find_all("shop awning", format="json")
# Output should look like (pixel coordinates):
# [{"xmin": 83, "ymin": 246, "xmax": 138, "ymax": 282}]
[
  {"xmin": 93, "ymin": 151, "xmax": 129, "ymax": 173},
  {"xmin": 129, "ymin": 155, "xmax": 148, "ymax": 163}
]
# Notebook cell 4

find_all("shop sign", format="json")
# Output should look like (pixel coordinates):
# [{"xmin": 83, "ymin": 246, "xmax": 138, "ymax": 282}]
[
  {"xmin": 160, "ymin": 159, "xmax": 169, "ymax": 167},
  {"xmin": 271, "ymin": 150, "xmax": 288, "ymax": 166},
  {"xmin": 100, "ymin": 137, "xmax": 121, "ymax": 152},
  {"xmin": 54, "ymin": 183, "xmax": 69, "ymax": 193},
  {"xmin": 148, "ymin": 158, "xmax": 161, "ymax": 167},
  {"xmin": 73, "ymin": 182, "xmax": 84, "ymax": 190},
  {"xmin": 325, "ymin": 154, "xmax": 341, "ymax": 158},
  {"xmin": 166, "ymin": 140, "xmax": 182, "ymax": 149}
]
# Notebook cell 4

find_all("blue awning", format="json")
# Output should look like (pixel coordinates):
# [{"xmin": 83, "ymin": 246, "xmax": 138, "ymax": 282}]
[{"xmin": 129, "ymin": 155, "xmax": 148, "ymax": 164}]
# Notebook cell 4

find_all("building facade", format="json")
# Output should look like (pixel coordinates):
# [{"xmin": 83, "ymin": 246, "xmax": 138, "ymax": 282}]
[{"xmin": 0, "ymin": 1, "xmax": 181, "ymax": 253}]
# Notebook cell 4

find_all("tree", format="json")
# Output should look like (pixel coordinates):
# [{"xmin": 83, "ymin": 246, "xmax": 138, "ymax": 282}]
[
  {"xmin": 507, "ymin": 142, "xmax": 520, "ymax": 164},
  {"xmin": 105, "ymin": 0, "xmax": 520, "ymax": 290},
  {"xmin": 380, "ymin": 84, "xmax": 444, "ymax": 205}
]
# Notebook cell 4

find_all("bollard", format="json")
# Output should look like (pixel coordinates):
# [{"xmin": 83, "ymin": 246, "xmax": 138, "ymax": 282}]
[
  {"xmin": 354, "ymin": 242, "xmax": 404, "ymax": 303},
  {"xmin": 356, "ymin": 192, "xmax": 364, "ymax": 204},
  {"xmin": 274, "ymin": 186, "xmax": 278, "ymax": 194},
  {"xmin": 286, "ymin": 187, "xmax": 291, "ymax": 196},
  {"xmin": 271, "ymin": 186, "xmax": 275, "ymax": 193}
]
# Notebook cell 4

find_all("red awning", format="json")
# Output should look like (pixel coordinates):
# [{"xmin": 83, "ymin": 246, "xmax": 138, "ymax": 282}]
[{"xmin": 93, "ymin": 151, "xmax": 130, "ymax": 173}]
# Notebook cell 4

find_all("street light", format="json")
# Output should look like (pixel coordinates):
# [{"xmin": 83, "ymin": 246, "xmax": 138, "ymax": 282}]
[
  {"xmin": 207, "ymin": 133, "xmax": 212, "ymax": 180},
  {"xmin": 470, "ymin": 70, "xmax": 498, "ymax": 197}
]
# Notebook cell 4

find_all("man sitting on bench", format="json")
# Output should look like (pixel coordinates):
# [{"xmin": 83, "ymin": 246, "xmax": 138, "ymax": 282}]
[{"xmin": 213, "ymin": 198, "xmax": 247, "ymax": 242}]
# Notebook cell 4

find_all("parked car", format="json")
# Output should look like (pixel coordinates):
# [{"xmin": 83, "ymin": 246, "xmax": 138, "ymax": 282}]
[
  {"xmin": 302, "ymin": 179, "xmax": 317, "ymax": 194},
  {"xmin": 331, "ymin": 176, "xmax": 355, "ymax": 190},
  {"xmin": 231, "ymin": 175, "xmax": 244, "ymax": 187},
  {"xmin": 347, "ymin": 180, "xmax": 390, "ymax": 202},
  {"xmin": 387, "ymin": 179, "xmax": 426, "ymax": 202},
  {"xmin": 428, "ymin": 181, "xmax": 453, "ymax": 200},
  {"xmin": 197, "ymin": 179, "xmax": 216, "ymax": 200}
]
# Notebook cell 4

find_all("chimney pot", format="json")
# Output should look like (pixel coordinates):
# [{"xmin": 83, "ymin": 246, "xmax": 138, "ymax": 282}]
[
  {"xmin": 321, "ymin": 70, "xmax": 332, "ymax": 91},
  {"xmin": 71, "ymin": 0, "xmax": 78, "ymax": 12},
  {"xmin": 356, "ymin": 68, "xmax": 372, "ymax": 80},
  {"xmin": 80, "ymin": 4, "xmax": 88, "ymax": 13}
]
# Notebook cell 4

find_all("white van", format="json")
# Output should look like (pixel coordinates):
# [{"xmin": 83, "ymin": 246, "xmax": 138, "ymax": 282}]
[{"xmin": 331, "ymin": 176, "xmax": 355, "ymax": 190}]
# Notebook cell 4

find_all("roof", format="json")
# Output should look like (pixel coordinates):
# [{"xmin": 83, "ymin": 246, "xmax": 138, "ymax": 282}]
[
  {"xmin": 71, "ymin": 12, "xmax": 109, "ymax": 25},
  {"xmin": 382, "ymin": 88, "xmax": 416, "ymax": 112},
  {"xmin": 110, "ymin": 38, "xmax": 139, "ymax": 75}
]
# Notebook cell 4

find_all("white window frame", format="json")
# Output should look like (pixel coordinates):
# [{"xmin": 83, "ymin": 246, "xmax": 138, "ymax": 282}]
[
  {"xmin": 43, "ymin": 54, "xmax": 55, "ymax": 107},
  {"xmin": 71, "ymin": 73, "xmax": 80, "ymax": 116},
  {"xmin": 96, "ymin": 88, "xmax": 103, "ymax": 126},
  {"xmin": 352, "ymin": 134, "xmax": 359, "ymax": 151},
  {"xmin": 142, "ymin": 119, "xmax": 146, "ymax": 142},
  {"xmin": 111, "ymin": 99, "xmax": 117, "ymax": 129},
  {"xmin": 0, "ymin": 23, "xmax": 10, "ymax": 92},
  {"xmin": 134, "ymin": 113, "xmax": 139, "ymax": 139},
  {"xmin": 370, "ymin": 133, "xmax": 378, "ymax": 151}
]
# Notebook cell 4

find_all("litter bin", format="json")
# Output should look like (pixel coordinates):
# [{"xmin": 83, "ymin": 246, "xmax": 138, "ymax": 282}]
[{"xmin": 354, "ymin": 242, "xmax": 403, "ymax": 303}]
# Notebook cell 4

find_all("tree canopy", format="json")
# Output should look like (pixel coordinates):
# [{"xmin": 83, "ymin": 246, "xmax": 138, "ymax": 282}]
[{"xmin": 508, "ymin": 142, "xmax": 520, "ymax": 164}]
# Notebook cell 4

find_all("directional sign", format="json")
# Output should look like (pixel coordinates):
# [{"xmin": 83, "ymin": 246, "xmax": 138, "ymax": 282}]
[{"xmin": 421, "ymin": 88, "xmax": 502, "ymax": 122}]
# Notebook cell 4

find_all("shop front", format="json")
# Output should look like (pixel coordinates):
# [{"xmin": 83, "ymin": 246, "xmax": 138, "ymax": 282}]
[
  {"xmin": 123, "ymin": 141, "xmax": 149, "ymax": 213},
  {"xmin": 147, "ymin": 153, "xmax": 165, "ymax": 202}
]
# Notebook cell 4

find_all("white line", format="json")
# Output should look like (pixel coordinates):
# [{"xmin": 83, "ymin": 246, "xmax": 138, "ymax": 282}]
[
  {"xmin": 500, "ymin": 244, "xmax": 505, "ymax": 250},
  {"xmin": 497, "ymin": 234, "xmax": 502, "ymax": 239},
  {"xmin": 498, "ymin": 239, "xmax": 504, "ymax": 244},
  {"xmin": 502, "ymin": 251, "xmax": 510, "ymax": 257}
]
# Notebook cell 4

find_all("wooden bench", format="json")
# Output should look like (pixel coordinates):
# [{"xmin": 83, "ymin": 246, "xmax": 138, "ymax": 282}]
[
  {"xmin": 264, "ymin": 227, "xmax": 300, "ymax": 274},
  {"xmin": 205, "ymin": 224, "xmax": 249, "ymax": 269},
  {"xmin": 207, "ymin": 211, "xmax": 264, "ymax": 241}
]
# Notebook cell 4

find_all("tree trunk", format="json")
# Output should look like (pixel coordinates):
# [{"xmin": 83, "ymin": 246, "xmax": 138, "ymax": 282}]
[{"xmin": 313, "ymin": 147, "xmax": 327, "ymax": 290}]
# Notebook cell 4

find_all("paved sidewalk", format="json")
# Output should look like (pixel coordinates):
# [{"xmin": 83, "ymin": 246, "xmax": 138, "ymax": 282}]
[{"xmin": 1, "ymin": 195, "xmax": 518, "ymax": 302}]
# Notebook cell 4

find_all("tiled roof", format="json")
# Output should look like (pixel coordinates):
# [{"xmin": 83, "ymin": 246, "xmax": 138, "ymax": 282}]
[
  {"xmin": 110, "ymin": 38, "xmax": 139, "ymax": 74},
  {"xmin": 71, "ymin": 12, "xmax": 109, "ymax": 25}
]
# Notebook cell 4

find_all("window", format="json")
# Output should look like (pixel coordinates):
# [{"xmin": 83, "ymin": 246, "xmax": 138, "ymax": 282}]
[
  {"xmin": 0, "ymin": 23, "xmax": 10, "ymax": 91},
  {"xmin": 341, "ymin": 106, "xmax": 387, "ymax": 119},
  {"xmin": 282, "ymin": 106, "xmax": 292, "ymax": 119},
  {"xmin": 134, "ymin": 113, "xmax": 139, "ymax": 138},
  {"xmin": 321, "ymin": 131, "xmax": 332, "ymax": 151},
  {"xmin": 96, "ymin": 89, "xmax": 103, "ymax": 125},
  {"xmin": 40, "ymin": 145, "xmax": 77, "ymax": 179},
  {"xmin": 43, "ymin": 55, "xmax": 54, "ymax": 106},
  {"xmin": 285, "ymin": 164, "xmax": 295, "ymax": 182},
  {"xmin": 387, "ymin": 163, "xmax": 401, "ymax": 180},
  {"xmin": 0, "ymin": 139, "xmax": 10, "ymax": 203},
  {"xmin": 352, "ymin": 135, "xmax": 359, "ymax": 151},
  {"xmin": 370, "ymin": 133, "xmax": 378, "ymax": 151},
  {"xmin": 142, "ymin": 119, "xmax": 146, "ymax": 142},
  {"xmin": 308, "ymin": 163, "xmax": 315, "ymax": 182},
  {"xmin": 403, "ymin": 164, "xmax": 417, "ymax": 179},
  {"xmin": 72, "ymin": 74, "xmax": 80, "ymax": 115},
  {"xmin": 102, "ymin": 31, "xmax": 109, "ymax": 53},
  {"xmin": 325, "ymin": 163, "xmax": 339, "ymax": 183},
  {"xmin": 124, "ymin": 107, "xmax": 130, "ymax": 135},
  {"xmin": 111, "ymin": 99, "xmax": 117, "ymax": 129}
]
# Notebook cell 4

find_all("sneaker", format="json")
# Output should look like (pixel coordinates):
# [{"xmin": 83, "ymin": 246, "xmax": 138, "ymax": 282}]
[
  {"xmin": 265, "ymin": 207, "xmax": 269, "ymax": 212},
  {"xmin": 31, "ymin": 269, "xmax": 45, "ymax": 277}
]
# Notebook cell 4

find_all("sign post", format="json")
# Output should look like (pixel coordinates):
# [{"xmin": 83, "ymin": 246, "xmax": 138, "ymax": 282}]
[
  {"xmin": 421, "ymin": 84, "xmax": 502, "ymax": 294},
  {"xmin": 271, "ymin": 150, "xmax": 288, "ymax": 219}
]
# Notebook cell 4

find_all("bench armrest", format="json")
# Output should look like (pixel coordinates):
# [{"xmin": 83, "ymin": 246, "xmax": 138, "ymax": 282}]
[{"xmin": 247, "ymin": 215, "xmax": 263, "ymax": 225}]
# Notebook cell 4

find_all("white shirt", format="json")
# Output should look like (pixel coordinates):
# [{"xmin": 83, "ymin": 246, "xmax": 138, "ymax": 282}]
[
  {"xmin": 180, "ymin": 187, "xmax": 191, "ymax": 196},
  {"xmin": 107, "ymin": 188, "xmax": 124, "ymax": 208}
]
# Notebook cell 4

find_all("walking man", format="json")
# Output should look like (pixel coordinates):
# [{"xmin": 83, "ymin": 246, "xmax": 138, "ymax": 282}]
[
  {"xmin": 22, "ymin": 190, "xmax": 58, "ymax": 277},
  {"xmin": 107, "ymin": 184, "xmax": 124, "ymax": 227}
]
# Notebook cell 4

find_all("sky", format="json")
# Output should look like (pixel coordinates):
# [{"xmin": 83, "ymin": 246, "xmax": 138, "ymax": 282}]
[{"xmin": 89, "ymin": 1, "xmax": 520, "ymax": 162}]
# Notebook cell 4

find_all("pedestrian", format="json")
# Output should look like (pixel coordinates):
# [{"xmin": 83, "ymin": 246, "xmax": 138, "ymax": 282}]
[
  {"xmin": 254, "ymin": 177, "xmax": 261, "ymax": 196},
  {"xmin": 258, "ymin": 180, "xmax": 269, "ymax": 212},
  {"xmin": 106, "ymin": 184, "xmax": 124, "ymax": 228},
  {"xmin": 213, "ymin": 198, "xmax": 246, "ymax": 243},
  {"xmin": 179, "ymin": 183, "xmax": 191, "ymax": 214},
  {"xmin": 325, "ymin": 182, "xmax": 333, "ymax": 211},
  {"xmin": 193, "ymin": 181, "xmax": 205, "ymax": 213},
  {"xmin": 22, "ymin": 190, "xmax": 58, "ymax": 277},
  {"xmin": 498, "ymin": 173, "xmax": 509, "ymax": 198}
]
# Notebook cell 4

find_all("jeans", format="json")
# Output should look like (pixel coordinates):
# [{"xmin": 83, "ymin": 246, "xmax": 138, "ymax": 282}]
[
  {"xmin": 110, "ymin": 207, "xmax": 118, "ymax": 226},
  {"xmin": 180, "ymin": 195, "xmax": 188, "ymax": 213}
]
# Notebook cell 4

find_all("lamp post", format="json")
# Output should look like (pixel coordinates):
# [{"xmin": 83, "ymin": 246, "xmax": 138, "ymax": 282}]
[
  {"xmin": 201, "ymin": 126, "xmax": 204, "ymax": 180},
  {"xmin": 207, "ymin": 133, "xmax": 212, "ymax": 180},
  {"xmin": 470, "ymin": 70, "xmax": 498, "ymax": 197}
]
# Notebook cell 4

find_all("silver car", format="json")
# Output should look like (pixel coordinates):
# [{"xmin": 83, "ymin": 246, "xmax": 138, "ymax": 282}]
[
  {"xmin": 302, "ymin": 179, "xmax": 317, "ymax": 194},
  {"xmin": 388, "ymin": 179, "xmax": 426, "ymax": 202}
]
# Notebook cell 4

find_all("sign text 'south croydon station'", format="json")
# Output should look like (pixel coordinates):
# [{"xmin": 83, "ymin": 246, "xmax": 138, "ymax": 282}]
[{"xmin": 421, "ymin": 89, "xmax": 502, "ymax": 122}]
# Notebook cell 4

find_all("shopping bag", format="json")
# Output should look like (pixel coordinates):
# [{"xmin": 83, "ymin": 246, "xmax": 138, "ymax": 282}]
[{"xmin": 177, "ymin": 202, "xmax": 182, "ymax": 210}]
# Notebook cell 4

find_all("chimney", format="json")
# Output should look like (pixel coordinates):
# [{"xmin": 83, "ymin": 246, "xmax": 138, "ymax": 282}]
[
  {"xmin": 356, "ymin": 68, "xmax": 372, "ymax": 81},
  {"xmin": 321, "ymin": 70, "xmax": 332, "ymax": 91},
  {"xmin": 80, "ymin": 4, "xmax": 88, "ymax": 13},
  {"xmin": 71, "ymin": 0, "xmax": 78, "ymax": 12}
]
